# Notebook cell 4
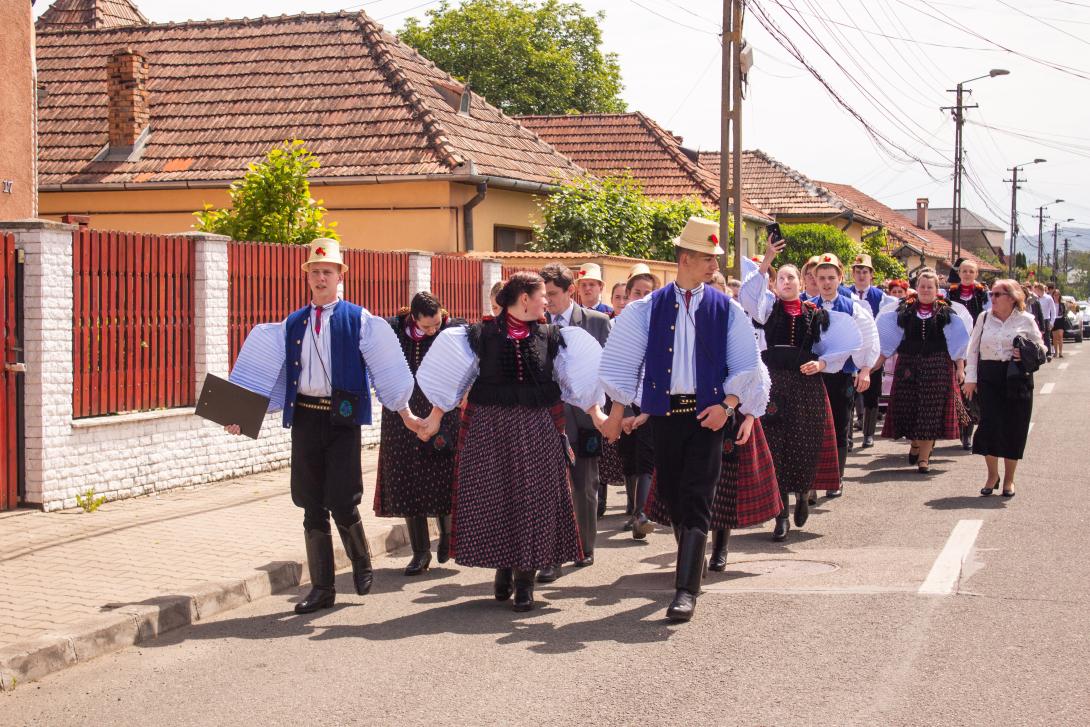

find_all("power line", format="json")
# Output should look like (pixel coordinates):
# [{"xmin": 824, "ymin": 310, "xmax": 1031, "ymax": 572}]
[
  {"xmin": 626, "ymin": 0, "xmax": 720, "ymax": 35},
  {"xmin": 995, "ymin": 0, "xmax": 1090, "ymax": 48}
]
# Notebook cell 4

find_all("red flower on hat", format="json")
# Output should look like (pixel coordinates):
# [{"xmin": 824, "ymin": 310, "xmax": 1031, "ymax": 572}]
[
  {"xmin": 823, "ymin": 255, "xmax": 832, "ymax": 262},
  {"xmin": 577, "ymin": 270, "xmax": 586, "ymax": 278},
  {"xmin": 709, "ymin": 234, "xmax": 719, "ymax": 245},
  {"xmin": 315, "ymin": 247, "xmax": 326, "ymax": 257}
]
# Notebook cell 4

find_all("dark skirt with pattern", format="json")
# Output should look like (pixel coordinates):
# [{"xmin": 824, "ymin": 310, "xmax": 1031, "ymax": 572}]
[
  {"xmin": 972, "ymin": 360, "xmax": 1033, "ymax": 460},
  {"xmin": 881, "ymin": 351, "xmax": 966, "ymax": 441},
  {"xmin": 449, "ymin": 402, "xmax": 582, "ymax": 570},
  {"xmin": 761, "ymin": 369, "xmax": 841, "ymax": 494},
  {"xmin": 647, "ymin": 419, "xmax": 783, "ymax": 529},
  {"xmin": 373, "ymin": 387, "xmax": 460, "ymax": 518},
  {"xmin": 599, "ymin": 439, "xmax": 626, "ymax": 486}
]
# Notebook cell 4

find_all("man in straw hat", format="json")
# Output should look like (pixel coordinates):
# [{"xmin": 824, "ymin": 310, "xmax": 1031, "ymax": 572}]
[
  {"xmin": 599, "ymin": 217, "xmax": 768, "ymax": 622},
  {"xmin": 849, "ymin": 253, "xmax": 899, "ymax": 448},
  {"xmin": 576, "ymin": 262, "xmax": 614, "ymax": 315},
  {"xmin": 226, "ymin": 238, "xmax": 420, "ymax": 614}
]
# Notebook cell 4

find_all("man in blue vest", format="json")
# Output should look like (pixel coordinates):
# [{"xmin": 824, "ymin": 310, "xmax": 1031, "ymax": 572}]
[
  {"xmin": 599, "ymin": 217, "xmax": 766, "ymax": 622},
  {"xmin": 227, "ymin": 238, "xmax": 418, "ymax": 614},
  {"xmin": 850, "ymin": 254, "xmax": 898, "ymax": 448},
  {"xmin": 813, "ymin": 254, "xmax": 880, "ymax": 498}
]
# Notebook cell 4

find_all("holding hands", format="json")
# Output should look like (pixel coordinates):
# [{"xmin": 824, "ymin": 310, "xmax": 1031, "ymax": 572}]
[{"xmin": 800, "ymin": 360, "xmax": 826, "ymax": 376}]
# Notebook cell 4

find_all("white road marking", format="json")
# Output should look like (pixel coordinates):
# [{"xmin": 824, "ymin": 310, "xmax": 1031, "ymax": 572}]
[
  {"xmin": 1041, "ymin": 382, "xmax": 1055, "ymax": 394},
  {"xmin": 1067, "ymin": 350, "xmax": 1081, "ymax": 355},
  {"xmin": 919, "ymin": 519, "xmax": 984, "ymax": 596},
  {"xmin": 1059, "ymin": 363, "xmax": 1069, "ymax": 370}
]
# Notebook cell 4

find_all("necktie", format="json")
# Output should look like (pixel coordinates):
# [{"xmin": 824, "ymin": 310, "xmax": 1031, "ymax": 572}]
[
  {"xmin": 314, "ymin": 305, "xmax": 323, "ymax": 335},
  {"xmin": 683, "ymin": 289, "xmax": 693, "ymax": 310}
]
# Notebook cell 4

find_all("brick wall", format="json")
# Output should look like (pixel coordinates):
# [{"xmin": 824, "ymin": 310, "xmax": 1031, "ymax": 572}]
[{"xmin": 106, "ymin": 48, "xmax": 149, "ymax": 149}]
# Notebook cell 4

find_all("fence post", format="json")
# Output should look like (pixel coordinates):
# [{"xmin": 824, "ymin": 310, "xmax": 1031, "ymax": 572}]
[
  {"xmin": 0, "ymin": 219, "xmax": 78, "ymax": 505},
  {"xmin": 481, "ymin": 258, "xmax": 502, "ymax": 318},
  {"xmin": 176, "ymin": 232, "xmax": 230, "ymax": 392},
  {"xmin": 406, "ymin": 251, "xmax": 433, "ymax": 296}
]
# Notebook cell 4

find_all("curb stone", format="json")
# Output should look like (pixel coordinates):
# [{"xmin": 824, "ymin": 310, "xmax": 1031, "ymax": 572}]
[{"xmin": 0, "ymin": 520, "xmax": 420, "ymax": 691}]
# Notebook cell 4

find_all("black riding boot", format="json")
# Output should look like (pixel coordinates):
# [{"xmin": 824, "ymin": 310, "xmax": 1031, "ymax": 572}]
[
  {"xmin": 624, "ymin": 475, "xmax": 636, "ymax": 516},
  {"xmin": 336, "ymin": 519, "xmax": 373, "ymax": 595},
  {"xmin": 494, "ymin": 568, "xmax": 514, "ymax": 601},
  {"xmin": 513, "ymin": 569, "xmax": 536, "ymax": 612},
  {"xmin": 296, "ymin": 528, "xmax": 336, "ymax": 614},
  {"xmin": 666, "ymin": 528, "xmax": 707, "ymax": 622},
  {"xmin": 772, "ymin": 501, "xmax": 790, "ymax": 541},
  {"xmin": 632, "ymin": 473, "xmax": 655, "ymax": 540},
  {"xmin": 708, "ymin": 528, "xmax": 729, "ymax": 571},
  {"xmin": 436, "ymin": 514, "xmax": 453, "ymax": 564},
  {"xmin": 827, "ymin": 448, "xmax": 847, "ymax": 498},
  {"xmin": 794, "ymin": 488, "xmax": 810, "ymax": 527},
  {"xmin": 404, "ymin": 517, "xmax": 432, "ymax": 576},
  {"xmin": 597, "ymin": 483, "xmax": 608, "ymax": 519},
  {"xmin": 862, "ymin": 408, "xmax": 878, "ymax": 448}
]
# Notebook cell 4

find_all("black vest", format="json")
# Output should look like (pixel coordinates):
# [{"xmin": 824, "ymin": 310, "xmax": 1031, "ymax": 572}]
[
  {"xmin": 897, "ymin": 302, "xmax": 951, "ymax": 355},
  {"xmin": 467, "ymin": 318, "xmax": 564, "ymax": 407},
  {"xmin": 388, "ymin": 312, "xmax": 464, "ymax": 375},
  {"xmin": 761, "ymin": 301, "xmax": 827, "ymax": 370}
]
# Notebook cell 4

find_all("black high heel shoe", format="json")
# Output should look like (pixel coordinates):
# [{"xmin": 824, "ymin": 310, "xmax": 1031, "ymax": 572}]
[
  {"xmin": 979, "ymin": 475, "xmax": 1000, "ymax": 496},
  {"xmin": 908, "ymin": 446, "xmax": 920, "ymax": 466}
]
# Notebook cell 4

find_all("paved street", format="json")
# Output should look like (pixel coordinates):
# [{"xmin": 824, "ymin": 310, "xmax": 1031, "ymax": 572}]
[{"xmin": 2, "ymin": 347, "xmax": 1088, "ymax": 725}]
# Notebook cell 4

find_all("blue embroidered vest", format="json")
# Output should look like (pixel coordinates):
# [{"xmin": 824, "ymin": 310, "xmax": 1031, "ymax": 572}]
[
  {"xmin": 282, "ymin": 301, "xmax": 371, "ymax": 427},
  {"xmin": 640, "ymin": 285, "xmax": 731, "ymax": 416},
  {"xmin": 820, "ymin": 294, "xmax": 860, "ymax": 374}
]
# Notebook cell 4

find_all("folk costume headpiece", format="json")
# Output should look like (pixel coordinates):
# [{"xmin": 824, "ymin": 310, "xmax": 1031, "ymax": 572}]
[
  {"xmin": 852, "ymin": 253, "xmax": 874, "ymax": 271},
  {"xmin": 674, "ymin": 217, "xmax": 724, "ymax": 256},
  {"xmin": 577, "ymin": 263, "xmax": 604, "ymax": 283},
  {"xmin": 302, "ymin": 238, "xmax": 347, "ymax": 272}
]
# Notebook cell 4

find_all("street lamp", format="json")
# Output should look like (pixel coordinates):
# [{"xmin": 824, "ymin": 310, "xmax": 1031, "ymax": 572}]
[
  {"xmin": 945, "ymin": 69, "xmax": 1009, "ymax": 263},
  {"xmin": 1037, "ymin": 199, "xmax": 1064, "ymax": 277},
  {"xmin": 1006, "ymin": 158, "xmax": 1046, "ymax": 276}
]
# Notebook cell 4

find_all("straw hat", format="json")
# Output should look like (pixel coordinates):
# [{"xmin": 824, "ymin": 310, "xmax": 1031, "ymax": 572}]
[
  {"xmin": 673, "ymin": 217, "xmax": 724, "ymax": 256},
  {"xmin": 577, "ymin": 262, "xmax": 604, "ymax": 283},
  {"xmin": 851, "ymin": 253, "xmax": 874, "ymax": 271},
  {"xmin": 814, "ymin": 252, "xmax": 843, "ymax": 271},
  {"xmin": 301, "ymin": 237, "xmax": 347, "ymax": 271}
]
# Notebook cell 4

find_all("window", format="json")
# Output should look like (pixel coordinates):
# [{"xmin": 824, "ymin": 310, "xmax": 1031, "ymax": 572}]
[{"xmin": 494, "ymin": 226, "xmax": 534, "ymax": 252}]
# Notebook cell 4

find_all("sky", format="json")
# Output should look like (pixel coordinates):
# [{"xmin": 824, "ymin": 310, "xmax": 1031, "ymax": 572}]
[{"xmin": 35, "ymin": 0, "xmax": 1090, "ymax": 251}]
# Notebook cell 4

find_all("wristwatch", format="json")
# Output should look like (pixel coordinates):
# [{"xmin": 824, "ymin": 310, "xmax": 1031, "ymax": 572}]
[{"xmin": 718, "ymin": 401, "xmax": 736, "ymax": 418}]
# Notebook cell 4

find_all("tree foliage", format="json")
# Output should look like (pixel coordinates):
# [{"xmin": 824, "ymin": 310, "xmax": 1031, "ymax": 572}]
[
  {"xmin": 194, "ymin": 140, "xmax": 338, "ymax": 245},
  {"xmin": 531, "ymin": 175, "xmax": 726, "ymax": 262},
  {"xmin": 755, "ymin": 223, "xmax": 905, "ymax": 282},
  {"xmin": 399, "ymin": 0, "xmax": 625, "ymax": 116}
]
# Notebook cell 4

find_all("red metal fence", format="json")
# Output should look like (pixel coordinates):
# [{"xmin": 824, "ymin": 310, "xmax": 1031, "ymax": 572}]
[
  {"xmin": 227, "ymin": 242, "xmax": 410, "ymax": 365},
  {"xmin": 72, "ymin": 230, "xmax": 195, "ymax": 418},
  {"xmin": 501, "ymin": 264, "xmax": 537, "ymax": 280},
  {"xmin": 432, "ymin": 255, "xmax": 483, "ymax": 321},
  {"xmin": 1, "ymin": 233, "xmax": 17, "ymax": 510}
]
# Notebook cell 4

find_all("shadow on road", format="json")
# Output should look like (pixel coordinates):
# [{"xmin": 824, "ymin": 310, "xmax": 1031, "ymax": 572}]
[{"xmin": 924, "ymin": 496, "xmax": 1010, "ymax": 511}]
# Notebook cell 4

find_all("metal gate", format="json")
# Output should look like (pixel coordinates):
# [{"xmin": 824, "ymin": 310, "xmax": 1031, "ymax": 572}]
[{"xmin": 0, "ymin": 232, "xmax": 23, "ymax": 510}]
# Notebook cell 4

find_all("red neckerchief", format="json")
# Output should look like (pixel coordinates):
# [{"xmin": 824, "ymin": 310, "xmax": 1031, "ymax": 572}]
[
  {"xmin": 781, "ymin": 298, "xmax": 803, "ymax": 316},
  {"xmin": 917, "ymin": 302, "xmax": 934, "ymax": 318},
  {"xmin": 405, "ymin": 322, "xmax": 426, "ymax": 342},
  {"xmin": 958, "ymin": 285, "xmax": 975, "ymax": 300},
  {"xmin": 505, "ymin": 313, "xmax": 532, "ymax": 340}
]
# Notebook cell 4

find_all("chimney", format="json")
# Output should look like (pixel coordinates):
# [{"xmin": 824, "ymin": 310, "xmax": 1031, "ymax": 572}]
[
  {"xmin": 106, "ymin": 48, "xmax": 149, "ymax": 150},
  {"xmin": 916, "ymin": 197, "xmax": 929, "ymax": 230}
]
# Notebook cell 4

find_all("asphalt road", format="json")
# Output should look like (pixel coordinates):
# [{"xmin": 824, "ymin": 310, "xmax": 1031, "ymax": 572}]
[{"xmin": 3, "ymin": 348, "xmax": 1087, "ymax": 726}]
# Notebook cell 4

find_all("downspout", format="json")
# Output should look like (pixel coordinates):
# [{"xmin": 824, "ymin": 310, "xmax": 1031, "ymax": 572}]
[
  {"xmin": 462, "ymin": 181, "xmax": 488, "ymax": 252},
  {"xmin": 839, "ymin": 210, "xmax": 856, "ymax": 232}
]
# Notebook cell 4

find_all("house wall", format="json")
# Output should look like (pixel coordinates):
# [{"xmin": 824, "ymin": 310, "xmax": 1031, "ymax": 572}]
[
  {"xmin": 0, "ymin": 0, "xmax": 37, "ymax": 219},
  {"xmin": 778, "ymin": 215, "xmax": 869, "ymax": 243},
  {"xmin": 454, "ymin": 184, "xmax": 543, "ymax": 252}
]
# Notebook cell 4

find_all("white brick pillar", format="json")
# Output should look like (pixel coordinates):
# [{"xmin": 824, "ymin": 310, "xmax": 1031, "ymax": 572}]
[
  {"xmin": 481, "ymin": 258, "xmax": 502, "ymax": 317},
  {"xmin": 406, "ymin": 251, "xmax": 433, "ymax": 295},
  {"xmin": 0, "ymin": 219, "xmax": 78, "ymax": 505},
  {"xmin": 177, "ymin": 232, "xmax": 231, "ymax": 388}
]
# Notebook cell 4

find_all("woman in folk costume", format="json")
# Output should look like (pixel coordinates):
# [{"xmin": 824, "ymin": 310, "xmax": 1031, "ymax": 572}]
[
  {"xmin": 875, "ymin": 268, "xmax": 971, "ymax": 474},
  {"xmin": 739, "ymin": 238, "xmax": 861, "ymax": 542},
  {"xmin": 414, "ymin": 273, "xmax": 607, "ymax": 613},
  {"xmin": 373, "ymin": 292, "xmax": 464, "ymax": 576},
  {"xmin": 617, "ymin": 263, "xmax": 659, "ymax": 537},
  {"xmin": 596, "ymin": 284, "xmax": 627, "ymax": 519},
  {"xmin": 948, "ymin": 259, "xmax": 991, "ymax": 450}
]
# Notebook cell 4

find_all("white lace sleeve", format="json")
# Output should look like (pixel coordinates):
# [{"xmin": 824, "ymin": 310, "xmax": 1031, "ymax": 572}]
[
  {"xmin": 740, "ymin": 271, "xmax": 776, "ymax": 324},
  {"xmin": 875, "ymin": 309, "xmax": 905, "ymax": 357},
  {"xmin": 416, "ymin": 326, "xmax": 479, "ymax": 412},
  {"xmin": 556, "ymin": 327, "xmax": 605, "ymax": 411},
  {"xmin": 228, "ymin": 322, "xmax": 287, "ymax": 412},
  {"xmin": 814, "ymin": 310, "xmax": 862, "ymax": 372},
  {"xmin": 722, "ymin": 299, "xmax": 769, "ymax": 416},
  {"xmin": 945, "ymin": 311, "xmax": 970, "ymax": 361},
  {"xmin": 359, "ymin": 309, "xmax": 415, "ymax": 411},
  {"xmin": 851, "ymin": 301, "xmax": 881, "ymax": 369},
  {"xmin": 599, "ymin": 297, "xmax": 650, "ymax": 406}
]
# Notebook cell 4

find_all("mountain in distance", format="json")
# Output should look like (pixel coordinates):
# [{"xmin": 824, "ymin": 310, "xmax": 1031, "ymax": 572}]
[{"xmin": 1008, "ymin": 226, "xmax": 1090, "ymax": 253}]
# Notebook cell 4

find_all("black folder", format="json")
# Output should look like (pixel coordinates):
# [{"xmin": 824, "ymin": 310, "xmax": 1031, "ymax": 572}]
[{"xmin": 195, "ymin": 374, "xmax": 270, "ymax": 439}]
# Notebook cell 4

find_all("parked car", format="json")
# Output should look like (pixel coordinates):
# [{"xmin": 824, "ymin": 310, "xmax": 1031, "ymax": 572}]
[
  {"xmin": 1061, "ymin": 296, "xmax": 1083, "ymax": 343},
  {"xmin": 1079, "ymin": 302, "xmax": 1090, "ymax": 337}
]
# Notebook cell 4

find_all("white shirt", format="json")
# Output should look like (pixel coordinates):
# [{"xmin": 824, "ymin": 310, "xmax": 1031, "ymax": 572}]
[
  {"xmin": 552, "ymin": 301, "xmax": 576, "ymax": 328},
  {"xmin": 669, "ymin": 283, "xmax": 704, "ymax": 395},
  {"xmin": 298, "ymin": 300, "xmax": 339, "ymax": 397},
  {"xmin": 817, "ymin": 295, "xmax": 880, "ymax": 370},
  {"xmin": 964, "ymin": 310, "xmax": 1046, "ymax": 384},
  {"xmin": 1039, "ymin": 294, "xmax": 1057, "ymax": 323}
]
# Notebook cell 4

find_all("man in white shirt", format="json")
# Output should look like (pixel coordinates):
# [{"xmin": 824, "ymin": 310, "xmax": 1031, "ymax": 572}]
[{"xmin": 1036, "ymin": 283, "xmax": 1056, "ymax": 360}]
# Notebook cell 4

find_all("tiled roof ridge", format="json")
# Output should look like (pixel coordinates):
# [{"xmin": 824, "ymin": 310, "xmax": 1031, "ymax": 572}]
[
  {"xmin": 354, "ymin": 14, "xmax": 464, "ymax": 170},
  {"xmin": 633, "ymin": 112, "xmax": 719, "ymax": 205},
  {"xmin": 35, "ymin": 8, "xmax": 365, "ymax": 35},
  {"xmin": 746, "ymin": 148, "xmax": 854, "ymax": 214}
]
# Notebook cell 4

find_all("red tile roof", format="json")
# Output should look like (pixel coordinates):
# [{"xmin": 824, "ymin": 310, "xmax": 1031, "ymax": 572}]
[
  {"xmin": 817, "ymin": 181, "xmax": 1000, "ymax": 272},
  {"xmin": 36, "ymin": 0, "xmax": 147, "ymax": 31},
  {"xmin": 35, "ymin": 11, "xmax": 583, "ymax": 189},
  {"xmin": 517, "ymin": 113, "xmax": 772, "ymax": 222}
]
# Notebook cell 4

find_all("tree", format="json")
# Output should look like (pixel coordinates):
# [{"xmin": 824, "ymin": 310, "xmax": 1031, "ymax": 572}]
[
  {"xmin": 399, "ymin": 0, "xmax": 625, "ymax": 116},
  {"xmin": 531, "ymin": 174, "xmax": 724, "ymax": 262},
  {"xmin": 760, "ymin": 223, "xmax": 904, "ymax": 282},
  {"xmin": 194, "ymin": 140, "xmax": 339, "ymax": 245},
  {"xmin": 859, "ymin": 229, "xmax": 907, "ymax": 282}
]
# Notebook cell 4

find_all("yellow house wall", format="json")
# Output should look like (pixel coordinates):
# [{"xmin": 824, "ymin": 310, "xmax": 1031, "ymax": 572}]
[
  {"xmin": 38, "ymin": 180, "xmax": 546, "ymax": 252},
  {"xmin": 0, "ymin": 0, "xmax": 37, "ymax": 219}
]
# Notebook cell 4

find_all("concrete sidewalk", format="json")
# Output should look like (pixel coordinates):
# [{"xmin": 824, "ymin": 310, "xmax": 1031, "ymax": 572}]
[{"xmin": 0, "ymin": 448, "xmax": 412, "ymax": 690}]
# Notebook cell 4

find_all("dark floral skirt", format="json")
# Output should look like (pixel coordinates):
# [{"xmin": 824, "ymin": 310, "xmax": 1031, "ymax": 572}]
[
  {"xmin": 882, "ymin": 351, "xmax": 967, "ymax": 441},
  {"xmin": 761, "ymin": 369, "xmax": 841, "ymax": 494},
  {"xmin": 599, "ymin": 439, "xmax": 626, "ymax": 486}
]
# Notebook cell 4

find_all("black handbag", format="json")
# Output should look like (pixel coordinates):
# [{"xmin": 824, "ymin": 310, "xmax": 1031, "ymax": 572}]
[
  {"xmin": 576, "ymin": 428, "xmax": 604, "ymax": 458},
  {"xmin": 422, "ymin": 419, "xmax": 457, "ymax": 455},
  {"xmin": 330, "ymin": 388, "xmax": 361, "ymax": 427}
]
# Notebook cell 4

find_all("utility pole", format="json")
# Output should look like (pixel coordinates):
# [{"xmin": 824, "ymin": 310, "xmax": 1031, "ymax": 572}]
[
  {"xmin": 1053, "ymin": 222, "xmax": 1059, "ymax": 281},
  {"xmin": 1037, "ymin": 206, "xmax": 1046, "ymax": 278},
  {"xmin": 1063, "ymin": 239, "xmax": 1070, "ymax": 282},
  {"xmin": 1054, "ymin": 231, "xmax": 1061, "ymax": 283},
  {"xmin": 720, "ymin": 0, "xmax": 744, "ymax": 280},
  {"xmin": 1007, "ymin": 168, "xmax": 1020, "ymax": 277}
]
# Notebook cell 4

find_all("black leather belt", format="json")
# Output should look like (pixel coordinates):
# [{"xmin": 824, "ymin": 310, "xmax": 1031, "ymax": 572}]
[
  {"xmin": 667, "ymin": 394, "xmax": 697, "ymax": 415},
  {"xmin": 296, "ymin": 394, "xmax": 332, "ymax": 411}
]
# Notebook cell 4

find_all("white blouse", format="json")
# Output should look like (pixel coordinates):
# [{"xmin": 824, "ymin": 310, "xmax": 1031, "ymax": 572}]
[{"xmin": 964, "ymin": 310, "xmax": 1046, "ymax": 384}]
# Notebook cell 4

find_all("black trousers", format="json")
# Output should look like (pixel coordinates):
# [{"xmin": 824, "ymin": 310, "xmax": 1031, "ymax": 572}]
[
  {"xmin": 651, "ymin": 410, "xmax": 725, "ymax": 534},
  {"xmin": 861, "ymin": 368, "xmax": 883, "ymax": 409},
  {"xmin": 290, "ymin": 402, "xmax": 364, "ymax": 532},
  {"xmin": 822, "ymin": 372, "xmax": 856, "ymax": 450}
]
